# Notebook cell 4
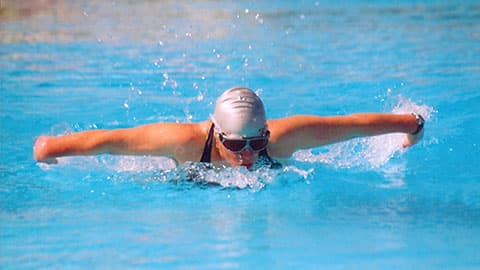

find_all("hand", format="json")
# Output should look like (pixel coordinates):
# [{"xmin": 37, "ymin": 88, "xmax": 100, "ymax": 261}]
[
  {"xmin": 34, "ymin": 136, "xmax": 58, "ymax": 164},
  {"xmin": 402, "ymin": 125, "xmax": 424, "ymax": 148}
]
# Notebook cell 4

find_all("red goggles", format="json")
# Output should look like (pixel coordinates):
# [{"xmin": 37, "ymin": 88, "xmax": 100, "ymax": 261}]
[{"xmin": 219, "ymin": 131, "xmax": 270, "ymax": 153}]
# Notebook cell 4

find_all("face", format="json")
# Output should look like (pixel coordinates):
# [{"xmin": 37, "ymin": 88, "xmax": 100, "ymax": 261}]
[
  {"xmin": 220, "ymin": 145, "xmax": 259, "ymax": 169},
  {"xmin": 216, "ymin": 131, "xmax": 269, "ymax": 169}
]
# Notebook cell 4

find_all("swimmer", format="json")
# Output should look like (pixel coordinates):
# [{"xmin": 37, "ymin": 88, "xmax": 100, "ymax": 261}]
[{"xmin": 34, "ymin": 87, "xmax": 425, "ymax": 169}]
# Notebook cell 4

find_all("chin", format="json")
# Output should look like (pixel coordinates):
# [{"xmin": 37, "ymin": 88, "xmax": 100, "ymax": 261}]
[
  {"xmin": 229, "ymin": 160, "xmax": 253, "ymax": 169},
  {"xmin": 227, "ymin": 155, "xmax": 257, "ymax": 169}
]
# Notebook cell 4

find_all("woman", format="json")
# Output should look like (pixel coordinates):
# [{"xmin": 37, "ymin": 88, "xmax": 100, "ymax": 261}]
[{"xmin": 34, "ymin": 87, "xmax": 425, "ymax": 169}]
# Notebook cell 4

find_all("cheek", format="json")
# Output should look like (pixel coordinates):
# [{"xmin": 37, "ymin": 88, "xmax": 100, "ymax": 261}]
[
  {"xmin": 221, "ymin": 149, "xmax": 241, "ymax": 162},
  {"xmin": 217, "ymin": 142, "xmax": 235, "ymax": 159},
  {"xmin": 224, "ymin": 150, "xmax": 239, "ymax": 161}
]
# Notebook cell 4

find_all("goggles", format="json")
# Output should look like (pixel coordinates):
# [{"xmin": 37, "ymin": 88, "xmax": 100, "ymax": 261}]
[{"xmin": 218, "ymin": 131, "xmax": 270, "ymax": 153}]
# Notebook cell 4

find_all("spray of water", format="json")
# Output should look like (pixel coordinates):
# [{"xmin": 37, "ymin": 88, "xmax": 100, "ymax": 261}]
[{"xmin": 40, "ymin": 155, "xmax": 315, "ymax": 192}]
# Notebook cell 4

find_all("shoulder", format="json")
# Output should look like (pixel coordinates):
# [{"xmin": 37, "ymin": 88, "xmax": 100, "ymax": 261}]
[
  {"xmin": 148, "ymin": 120, "xmax": 213, "ymax": 163},
  {"xmin": 267, "ymin": 115, "xmax": 327, "ymax": 134},
  {"xmin": 146, "ymin": 121, "xmax": 212, "ymax": 142},
  {"xmin": 121, "ymin": 120, "xmax": 212, "ymax": 150},
  {"xmin": 266, "ymin": 115, "xmax": 331, "ymax": 158}
]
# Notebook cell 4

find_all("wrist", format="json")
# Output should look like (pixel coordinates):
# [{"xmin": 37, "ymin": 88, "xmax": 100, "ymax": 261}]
[{"xmin": 410, "ymin": 113, "xmax": 425, "ymax": 135}]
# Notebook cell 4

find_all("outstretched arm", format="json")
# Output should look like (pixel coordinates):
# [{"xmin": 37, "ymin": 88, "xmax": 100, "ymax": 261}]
[
  {"xmin": 267, "ymin": 113, "xmax": 424, "ymax": 157},
  {"xmin": 33, "ymin": 122, "xmax": 207, "ymax": 164}
]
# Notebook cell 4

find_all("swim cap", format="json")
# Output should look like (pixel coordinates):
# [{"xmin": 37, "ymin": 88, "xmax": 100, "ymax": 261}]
[{"xmin": 211, "ymin": 87, "xmax": 267, "ymax": 139}]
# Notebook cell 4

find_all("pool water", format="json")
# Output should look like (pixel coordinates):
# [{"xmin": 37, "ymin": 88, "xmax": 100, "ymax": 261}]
[{"xmin": 1, "ymin": 1, "xmax": 479, "ymax": 269}]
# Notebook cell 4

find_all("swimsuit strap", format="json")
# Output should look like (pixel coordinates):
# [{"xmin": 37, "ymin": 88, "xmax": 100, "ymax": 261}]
[
  {"xmin": 200, "ymin": 123, "xmax": 215, "ymax": 162},
  {"xmin": 259, "ymin": 149, "xmax": 283, "ymax": 169}
]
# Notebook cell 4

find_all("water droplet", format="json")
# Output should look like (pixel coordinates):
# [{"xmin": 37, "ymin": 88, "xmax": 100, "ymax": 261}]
[
  {"xmin": 255, "ymin": 14, "xmax": 264, "ymax": 24},
  {"xmin": 245, "ymin": 9, "xmax": 249, "ymax": 14},
  {"xmin": 171, "ymin": 80, "xmax": 178, "ymax": 89},
  {"xmin": 226, "ymin": 65, "xmax": 230, "ymax": 70}
]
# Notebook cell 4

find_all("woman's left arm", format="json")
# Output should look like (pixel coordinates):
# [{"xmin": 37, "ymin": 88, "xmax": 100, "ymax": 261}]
[{"xmin": 267, "ymin": 113, "xmax": 424, "ymax": 157}]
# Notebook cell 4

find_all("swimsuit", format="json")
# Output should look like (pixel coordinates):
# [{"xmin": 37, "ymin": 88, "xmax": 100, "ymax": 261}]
[{"xmin": 200, "ymin": 124, "xmax": 281, "ymax": 169}]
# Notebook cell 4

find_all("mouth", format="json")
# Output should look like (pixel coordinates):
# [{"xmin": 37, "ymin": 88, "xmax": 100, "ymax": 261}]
[
  {"xmin": 234, "ymin": 158, "xmax": 254, "ymax": 169},
  {"xmin": 231, "ymin": 153, "xmax": 257, "ymax": 169},
  {"xmin": 238, "ymin": 163, "xmax": 253, "ymax": 170}
]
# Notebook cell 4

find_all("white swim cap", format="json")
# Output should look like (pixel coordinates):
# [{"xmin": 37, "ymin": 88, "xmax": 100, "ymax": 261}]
[{"xmin": 211, "ymin": 87, "xmax": 267, "ymax": 139}]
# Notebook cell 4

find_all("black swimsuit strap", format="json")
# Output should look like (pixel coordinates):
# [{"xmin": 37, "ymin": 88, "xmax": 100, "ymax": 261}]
[
  {"xmin": 200, "ymin": 124, "xmax": 215, "ymax": 162},
  {"xmin": 259, "ymin": 149, "xmax": 282, "ymax": 169}
]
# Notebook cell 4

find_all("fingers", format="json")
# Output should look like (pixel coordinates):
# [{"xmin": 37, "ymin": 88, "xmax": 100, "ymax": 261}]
[
  {"xmin": 402, "ymin": 128, "xmax": 424, "ymax": 148},
  {"xmin": 34, "ymin": 136, "xmax": 54, "ymax": 163}
]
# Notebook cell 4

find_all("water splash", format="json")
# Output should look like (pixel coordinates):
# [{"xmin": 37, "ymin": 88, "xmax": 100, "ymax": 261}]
[
  {"xmin": 173, "ymin": 162, "xmax": 278, "ymax": 192},
  {"xmin": 39, "ymin": 155, "xmax": 177, "ymax": 173},
  {"xmin": 40, "ymin": 155, "xmax": 315, "ymax": 192}
]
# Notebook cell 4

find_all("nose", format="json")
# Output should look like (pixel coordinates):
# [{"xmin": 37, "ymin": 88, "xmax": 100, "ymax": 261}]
[
  {"xmin": 238, "ymin": 147, "xmax": 258, "ymax": 161},
  {"xmin": 240, "ymin": 146, "xmax": 254, "ymax": 156}
]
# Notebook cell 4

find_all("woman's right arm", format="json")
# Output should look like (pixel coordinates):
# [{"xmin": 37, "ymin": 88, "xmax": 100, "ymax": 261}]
[{"xmin": 33, "ymin": 123, "xmax": 202, "ymax": 163}]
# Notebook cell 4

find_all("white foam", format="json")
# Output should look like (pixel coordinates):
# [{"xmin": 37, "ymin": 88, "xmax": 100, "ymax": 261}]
[{"xmin": 40, "ymin": 155, "xmax": 177, "ymax": 172}]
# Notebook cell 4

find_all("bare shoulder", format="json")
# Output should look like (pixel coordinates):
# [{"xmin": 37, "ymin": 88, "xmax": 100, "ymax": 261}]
[
  {"xmin": 266, "ymin": 115, "xmax": 330, "ymax": 158},
  {"xmin": 267, "ymin": 115, "xmax": 327, "ymax": 134},
  {"xmin": 174, "ymin": 121, "xmax": 212, "ymax": 162},
  {"xmin": 139, "ymin": 121, "xmax": 213, "ymax": 149},
  {"xmin": 120, "ymin": 120, "xmax": 213, "ymax": 163},
  {"xmin": 140, "ymin": 121, "xmax": 211, "ymax": 139}
]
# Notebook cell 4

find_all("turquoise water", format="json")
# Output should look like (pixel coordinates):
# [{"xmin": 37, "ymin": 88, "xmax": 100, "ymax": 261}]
[{"xmin": 1, "ymin": 1, "xmax": 480, "ymax": 269}]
